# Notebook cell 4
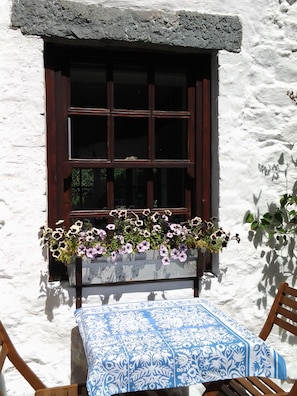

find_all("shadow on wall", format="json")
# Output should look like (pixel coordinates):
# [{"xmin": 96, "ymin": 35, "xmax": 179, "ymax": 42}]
[
  {"xmin": 39, "ymin": 271, "xmax": 75, "ymax": 321},
  {"xmin": 39, "ymin": 269, "xmax": 197, "ymax": 321},
  {"xmin": 244, "ymin": 150, "xmax": 297, "ymax": 309}
]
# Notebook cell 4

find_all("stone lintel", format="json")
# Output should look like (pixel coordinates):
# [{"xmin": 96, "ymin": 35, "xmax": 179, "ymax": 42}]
[{"xmin": 11, "ymin": 0, "xmax": 242, "ymax": 53}]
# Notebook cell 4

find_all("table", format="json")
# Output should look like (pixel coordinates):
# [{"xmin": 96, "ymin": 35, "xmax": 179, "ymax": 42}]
[{"xmin": 74, "ymin": 298, "xmax": 287, "ymax": 396}]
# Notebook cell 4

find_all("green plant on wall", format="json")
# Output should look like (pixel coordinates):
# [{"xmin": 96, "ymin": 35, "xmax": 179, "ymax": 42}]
[{"xmin": 245, "ymin": 183, "xmax": 297, "ymax": 244}]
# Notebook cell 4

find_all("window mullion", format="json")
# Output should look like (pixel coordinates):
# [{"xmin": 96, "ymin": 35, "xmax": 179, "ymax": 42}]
[
  {"xmin": 148, "ymin": 68, "xmax": 155, "ymax": 162},
  {"xmin": 107, "ymin": 65, "xmax": 114, "ymax": 162},
  {"xmin": 107, "ymin": 65, "xmax": 114, "ymax": 210}
]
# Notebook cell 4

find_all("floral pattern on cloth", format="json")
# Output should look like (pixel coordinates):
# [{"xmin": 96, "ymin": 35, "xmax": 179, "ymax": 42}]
[{"xmin": 74, "ymin": 298, "xmax": 287, "ymax": 396}]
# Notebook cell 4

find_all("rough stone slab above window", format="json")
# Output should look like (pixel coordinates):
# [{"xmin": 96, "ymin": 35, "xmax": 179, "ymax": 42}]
[{"xmin": 11, "ymin": 0, "xmax": 242, "ymax": 53}]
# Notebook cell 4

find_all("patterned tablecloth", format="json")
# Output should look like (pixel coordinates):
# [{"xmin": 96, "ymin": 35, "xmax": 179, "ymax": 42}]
[{"xmin": 74, "ymin": 298, "xmax": 287, "ymax": 396}]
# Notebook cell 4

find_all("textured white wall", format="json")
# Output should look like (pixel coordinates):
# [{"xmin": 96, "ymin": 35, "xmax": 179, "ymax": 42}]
[{"xmin": 1, "ymin": 0, "xmax": 297, "ymax": 395}]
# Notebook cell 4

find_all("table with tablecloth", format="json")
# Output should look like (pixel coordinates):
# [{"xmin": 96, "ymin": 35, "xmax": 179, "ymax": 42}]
[{"xmin": 74, "ymin": 298, "xmax": 287, "ymax": 396}]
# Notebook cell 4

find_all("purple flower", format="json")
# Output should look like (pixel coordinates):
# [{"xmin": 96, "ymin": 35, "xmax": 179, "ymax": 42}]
[
  {"xmin": 136, "ymin": 240, "xmax": 150, "ymax": 252},
  {"xmin": 179, "ymin": 244, "xmax": 187, "ymax": 252},
  {"xmin": 166, "ymin": 232, "xmax": 173, "ymax": 239},
  {"xmin": 106, "ymin": 224, "xmax": 115, "ymax": 231},
  {"xmin": 141, "ymin": 240, "xmax": 150, "ymax": 251},
  {"xmin": 162, "ymin": 256, "xmax": 170, "ymax": 266},
  {"xmin": 93, "ymin": 244, "xmax": 106, "ymax": 256},
  {"xmin": 178, "ymin": 251, "xmax": 187, "ymax": 262},
  {"xmin": 170, "ymin": 248, "xmax": 180, "ymax": 259},
  {"xmin": 124, "ymin": 243, "xmax": 133, "ymax": 254},
  {"xmin": 160, "ymin": 244, "xmax": 168, "ymax": 257},
  {"xmin": 77, "ymin": 245, "xmax": 86, "ymax": 255},
  {"xmin": 170, "ymin": 223, "xmax": 182, "ymax": 235},
  {"xmin": 93, "ymin": 228, "xmax": 107, "ymax": 240}
]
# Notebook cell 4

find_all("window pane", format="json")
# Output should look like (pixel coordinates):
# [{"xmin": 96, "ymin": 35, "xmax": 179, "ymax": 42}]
[
  {"xmin": 70, "ymin": 116, "xmax": 107, "ymax": 159},
  {"xmin": 114, "ymin": 118, "xmax": 148, "ymax": 159},
  {"xmin": 70, "ymin": 67, "xmax": 106, "ymax": 108},
  {"xmin": 71, "ymin": 168, "xmax": 107, "ymax": 210},
  {"xmin": 114, "ymin": 168, "xmax": 146, "ymax": 209},
  {"xmin": 114, "ymin": 67, "xmax": 147, "ymax": 109},
  {"xmin": 155, "ymin": 119, "xmax": 188, "ymax": 159},
  {"xmin": 155, "ymin": 70, "xmax": 187, "ymax": 110},
  {"xmin": 153, "ymin": 168, "xmax": 185, "ymax": 208}
]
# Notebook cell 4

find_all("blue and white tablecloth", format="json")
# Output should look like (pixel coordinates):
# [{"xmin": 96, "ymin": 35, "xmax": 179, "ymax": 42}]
[{"xmin": 74, "ymin": 298, "xmax": 287, "ymax": 396}]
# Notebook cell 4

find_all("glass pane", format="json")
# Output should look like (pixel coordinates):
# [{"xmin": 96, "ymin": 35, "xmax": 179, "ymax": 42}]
[
  {"xmin": 114, "ymin": 118, "xmax": 148, "ymax": 159},
  {"xmin": 155, "ymin": 119, "xmax": 187, "ymax": 159},
  {"xmin": 155, "ymin": 70, "xmax": 187, "ymax": 110},
  {"xmin": 114, "ymin": 67, "xmax": 148, "ymax": 109},
  {"xmin": 70, "ymin": 66, "xmax": 106, "ymax": 108},
  {"xmin": 114, "ymin": 168, "xmax": 147, "ymax": 209},
  {"xmin": 71, "ymin": 168, "xmax": 107, "ymax": 210},
  {"xmin": 153, "ymin": 168, "xmax": 185, "ymax": 208},
  {"xmin": 70, "ymin": 116, "xmax": 107, "ymax": 159}
]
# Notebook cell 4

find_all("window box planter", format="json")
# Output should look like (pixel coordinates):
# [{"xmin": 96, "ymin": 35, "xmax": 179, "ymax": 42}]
[{"xmin": 67, "ymin": 249, "xmax": 199, "ymax": 286}]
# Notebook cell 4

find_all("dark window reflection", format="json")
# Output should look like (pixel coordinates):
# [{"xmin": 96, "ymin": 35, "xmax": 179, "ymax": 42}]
[
  {"xmin": 155, "ymin": 70, "xmax": 187, "ymax": 111},
  {"xmin": 70, "ymin": 116, "xmax": 107, "ymax": 159},
  {"xmin": 114, "ymin": 67, "xmax": 148, "ymax": 109},
  {"xmin": 71, "ymin": 168, "xmax": 107, "ymax": 210},
  {"xmin": 155, "ymin": 119, "xmax": 187, "ymax": 159},
  {"xmin": 153, "ymin": 168, "xmax": 185, "ymax": 207},
  {"xmin": 114, "ymin": 118, "xmax": 148, "ymax": 159},
  {"xmin": 114, "ymin": 168, "xmax": 147, "ymax": 209},
  {"xmin": 70, "ymin": 67, "xmax": 106, "ymax": 108}
]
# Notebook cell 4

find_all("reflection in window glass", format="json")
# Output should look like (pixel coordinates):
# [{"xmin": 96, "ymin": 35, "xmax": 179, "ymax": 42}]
[
  {"xmin": 114, "ymin": 168, "xmax": 147, "ymax": 209},
  {"xmin": 71, "ymin": 168, "xmax": 107, "ymax": 210},
  {"xmin": 153, "ymin": 168, "xmax": 185, "ymax": 208},
  {"xmin": 155, "ymin": 119, "xmax": 188, "ymax": 159},
  {"xmin": 70, "ymin": 67, "xmax": 106, "ymax": 108},
  {"xmin": 70, "ymin": 116, "xmax": 107, "ymax": 159},
  {"xmin": 114, "ymin": 67, "xmax": 148, "ymax": 109},
  {"xmin": 114, "ymin": 118, "xmax": 148, "ymax": 159},
  {"xmin": 155, "ymin": 70, "xmax": 187, "ymax": 111}
]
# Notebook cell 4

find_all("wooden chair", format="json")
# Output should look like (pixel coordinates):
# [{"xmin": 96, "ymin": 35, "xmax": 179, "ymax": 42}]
[
  {"xmin": 202, "ymin": 282, "xmax": 297, "ymax": 396},
  {"xmin": 0, "ymin": 321, "xmax": 87, "ymax": 396}
]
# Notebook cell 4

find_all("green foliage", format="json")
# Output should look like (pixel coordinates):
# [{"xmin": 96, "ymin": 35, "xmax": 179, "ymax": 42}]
[{"xmin": 245, "ymin": 186, "xmax": 297, "ymax": 240}]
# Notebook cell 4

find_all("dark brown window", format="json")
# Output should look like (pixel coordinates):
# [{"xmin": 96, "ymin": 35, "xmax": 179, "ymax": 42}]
[{"xmin": 44, "ymin": 43, "xmax": 212, "ymax": 279}]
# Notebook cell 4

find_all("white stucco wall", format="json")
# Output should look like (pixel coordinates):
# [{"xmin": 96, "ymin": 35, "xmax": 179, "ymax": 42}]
[{"xmin": 1, "ymin": 0, "xmax": 297, "ymax": 395}]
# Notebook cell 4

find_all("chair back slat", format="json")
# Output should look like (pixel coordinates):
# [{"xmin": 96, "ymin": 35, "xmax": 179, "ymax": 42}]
[
  {"xmin": 259, "ymin": 282, "xmax": 297, "ymax": 340},
  {"xmin": 274, "ymin": 316, "xmax": 297, "ymax": 336},
  {"xmin": 279, "ymin": 294, "xmax": 297, "ymax": 311},
  {"xmin": 0, "ymin": 322, "xmax": 46, "ymax": 390},
  {"xmin": 283, "ymin": 284, "xmax": 297, "ymax": 298},
  {"xmin": 276, "ymin": 305, "xmax": 297, "ymax": 332}
]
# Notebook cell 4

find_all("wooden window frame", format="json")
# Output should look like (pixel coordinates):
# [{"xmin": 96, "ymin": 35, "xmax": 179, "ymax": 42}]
[{"xmin": 44, "ymin": 43, "xmax": 212, "ymax": 280}]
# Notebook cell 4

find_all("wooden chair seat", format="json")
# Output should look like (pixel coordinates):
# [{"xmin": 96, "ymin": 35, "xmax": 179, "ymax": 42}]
[
  {"xmin": 0, "ymin": 321, "xmax": 87, "ymax": 396},
  {"xmin": 202, "ymin": 282, "xmax": 297, "ymax": 396}
]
